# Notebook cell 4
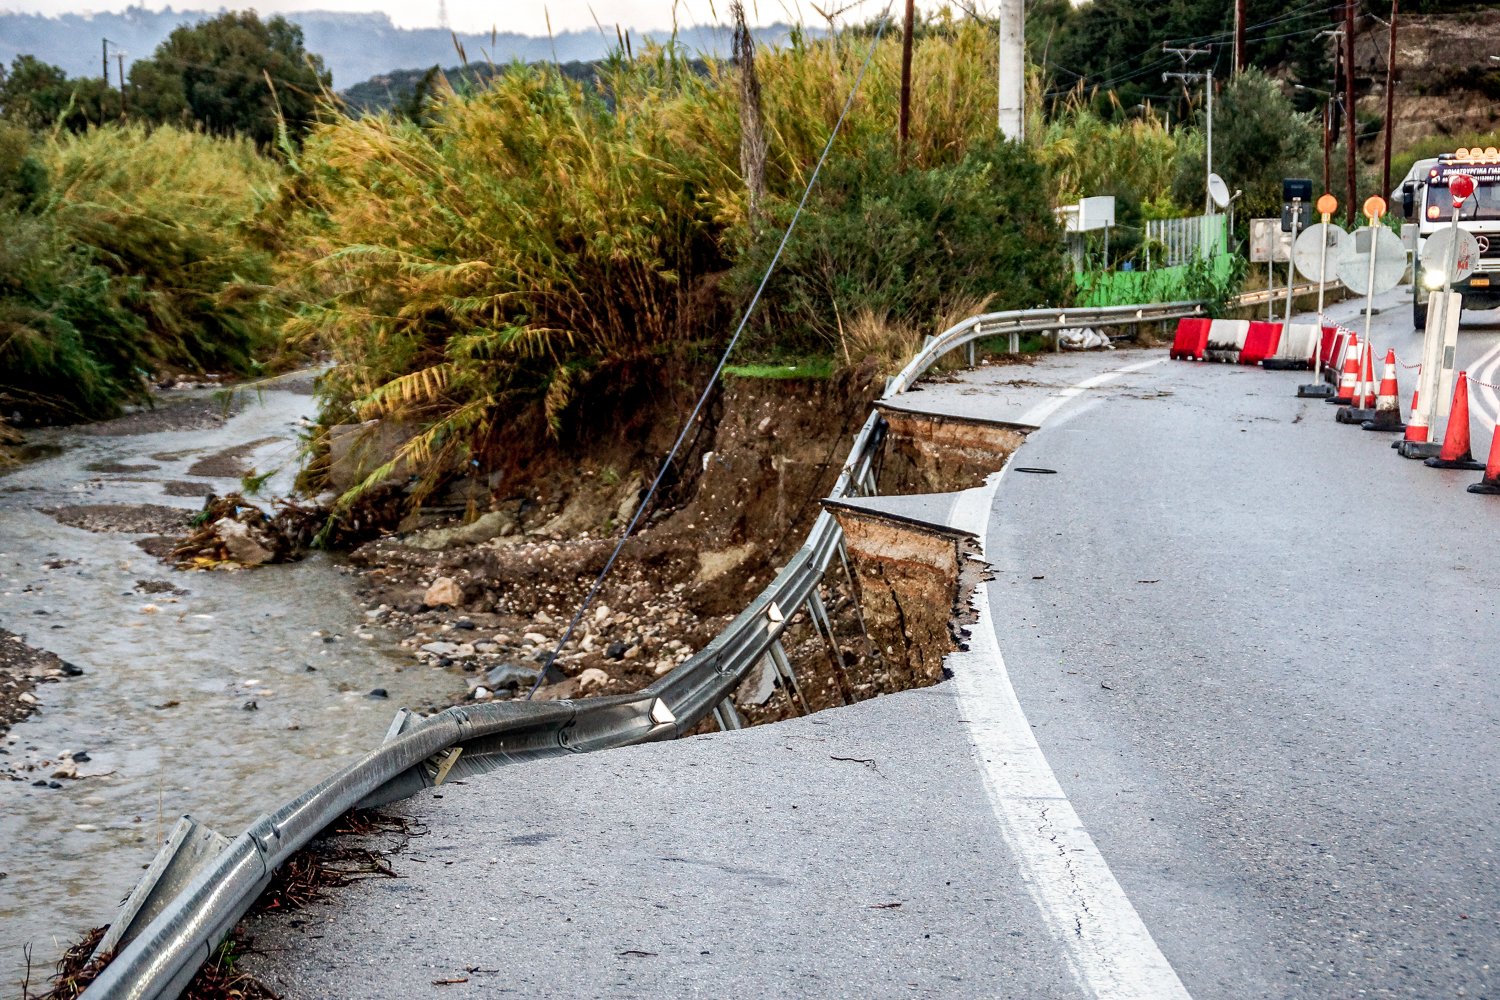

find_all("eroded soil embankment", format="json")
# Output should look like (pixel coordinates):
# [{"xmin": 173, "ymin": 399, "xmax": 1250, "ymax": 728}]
[
  {"xmin": 347, "ymin": 364, "xmax": 1033, "ymax": 727},
  {"xmin": 343, "ymin": 365, "xmax": 924, "ymax": 724}
]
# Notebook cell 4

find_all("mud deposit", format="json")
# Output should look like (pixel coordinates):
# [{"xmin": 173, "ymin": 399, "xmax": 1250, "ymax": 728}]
[{"xmin": 0, "ymin": 379, "xmax": 460, "ymax": 987}]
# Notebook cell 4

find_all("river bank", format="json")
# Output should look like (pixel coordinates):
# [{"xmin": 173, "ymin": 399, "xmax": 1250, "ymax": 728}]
[{"xmin": 0, "ymin": 374, "xmax": 466, "ymax": 988}]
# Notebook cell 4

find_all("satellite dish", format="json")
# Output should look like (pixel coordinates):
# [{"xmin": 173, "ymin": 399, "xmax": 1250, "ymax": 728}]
[
  {"xmin": 1421, "ymin": 225, "xmax": 1483, "ymax": 285},
  {"xmin": 1208, "ymin": 173, "xmax": 1231, "ymax": 209},
  {"xmin": 1293, "ymin": 223, "xmax": 1349, "ymax": 282},
  {"xmin": 1335, "ymin": 226, "xmax": 1407, "ymax": 295}
]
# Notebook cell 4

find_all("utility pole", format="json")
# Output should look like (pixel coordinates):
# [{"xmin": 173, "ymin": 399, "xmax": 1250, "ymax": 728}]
[
  {"xmin": 1315, "ymin": 28, "xmax": 1343, "ymax": 195},
  {"xmin": 1163, "ymin": 44, "xmax": 1214, "ymax": 248},
  {"xmin": 1234, "ymin": 0, "xmax": 1247, "ymax": 73},
  {"xmin": 116, "ymin": 52, "xmax": 127, "ymax": 116},
  {"xmin": 1383, "ymin": 0, "xmax": 1399, "ymax": 196},
  {"xmin": 899, "ymin": 0, "xmax": 914, "ymax": 165},
  {"xmin": 997, "ymin": 0, "xmax": 1024, "ymax": 140},
  {"xmin": 102, "ymin": 37, "xmax": 111, "ymax": 85},
  {"xmin": 1344, "ymin": 0, "xmax": 1358, "ymax": 227}
]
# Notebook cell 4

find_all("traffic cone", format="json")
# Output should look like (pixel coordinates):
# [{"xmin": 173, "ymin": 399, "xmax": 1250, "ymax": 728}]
[
  {"xmin": 1336, "ymin": 342, "xmax": 1377, "ymax": 423},
  {"xmin": 1424, "ymin": 372, "xmax": 1486, "ymax": 470},
  {"xmin": 1394, "ymin": 382, "xmax": 1440, "ymax": 458},
  {"xmin": 1362, "ymin": 349, "xmax": 1405, "ymax": 432},
  {"xmin": 1467, "ymin": 422, "xmax": 1500, "ymax": 494},
  {"xmin": 1328, "ymin": 333, "xmax": 1360, "ymax": 405}
]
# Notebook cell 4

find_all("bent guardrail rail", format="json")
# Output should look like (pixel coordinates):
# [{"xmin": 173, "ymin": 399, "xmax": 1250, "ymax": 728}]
[{"xmin": 81, "ymin": 299, "xmax": 1203, "ymax": 999}]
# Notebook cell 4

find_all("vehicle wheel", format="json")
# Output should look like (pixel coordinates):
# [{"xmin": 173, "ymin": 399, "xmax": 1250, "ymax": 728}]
[{"xmin": 1414, "ymin": 299, "xmax": 1428, "ymax": 328}]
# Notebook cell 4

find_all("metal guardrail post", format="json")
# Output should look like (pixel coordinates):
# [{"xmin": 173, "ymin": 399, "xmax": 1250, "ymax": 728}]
[
  {"xmin": 806, "ymin": 589, "xmax": 853, "ymax": 705},
  {"xmin": 835, "ymin": 538, "xmax": 876, "ymax": 660},
  {"xmin": 712, "ymin": 698, "xmax": 745, "ymax": 731}
]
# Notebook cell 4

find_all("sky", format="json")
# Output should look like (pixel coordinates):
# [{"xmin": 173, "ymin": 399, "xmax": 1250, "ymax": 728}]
[{"xmin": 2, "ymin": 0, "xmax": 987, "ymax": 34}]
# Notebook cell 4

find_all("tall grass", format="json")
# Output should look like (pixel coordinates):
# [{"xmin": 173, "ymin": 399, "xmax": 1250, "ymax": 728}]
[
  {"xmin": 0, "ymin": 123, "xmax": 279, "ymax": 421},
  {"xmin": 284, "ymin": 18, "xmax": 1076, "ymax": 508}
]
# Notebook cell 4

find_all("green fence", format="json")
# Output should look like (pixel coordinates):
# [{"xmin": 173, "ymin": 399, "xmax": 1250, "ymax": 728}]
[{"xmin": 1073, "ymin": 252, "xmax": 1238, "ymax": 308}]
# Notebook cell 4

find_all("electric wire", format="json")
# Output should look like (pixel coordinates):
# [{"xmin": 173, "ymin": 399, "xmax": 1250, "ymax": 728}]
[{"xmin": 523, "ymin": 2, "xmax": 895, "ymax": 701}]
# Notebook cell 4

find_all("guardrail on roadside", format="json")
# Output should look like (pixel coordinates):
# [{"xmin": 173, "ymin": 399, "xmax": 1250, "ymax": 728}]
[{"xmin": 80, "ymin": 299, "xmax": 1205, "ymax": 1000}]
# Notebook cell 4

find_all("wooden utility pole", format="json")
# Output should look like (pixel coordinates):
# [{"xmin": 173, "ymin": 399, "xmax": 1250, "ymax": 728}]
[
  {"xmin": 1235, "ymin": 0, "xmax": 1247, "ymax": 73},
  {"xmin": 1382, "ymin": 0, "xmax": 1399, "ymax": 196},
  {"xmin": 899, "ymin": 0, "xmax": 914, "ymax": 165},
  {"xmin": 1344, "ymin": 0, "xmax": 1357, "ymax": 226},
  {"xmin": 102, "ymin": 38, "xmax": 110, "ymax": 84}
]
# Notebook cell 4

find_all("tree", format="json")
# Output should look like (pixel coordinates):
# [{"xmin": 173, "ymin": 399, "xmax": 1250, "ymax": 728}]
[
  {"xmin": 127, "ymin": 12, "xmax": 330, "ymax": 148},
  {"xmin": 1173, "ymin": 67, "xmax": 1319, "ymax": 221},
  {"xmin": 0, "ymin": 55, "xmax": 117, "ymax": 132}
]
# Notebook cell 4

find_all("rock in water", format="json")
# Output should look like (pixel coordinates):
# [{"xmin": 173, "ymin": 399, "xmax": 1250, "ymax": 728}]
[
  {"xmin": 213, "ymin": 518, "xmax": 276, "ymax": 567},
  {"xmin": 424, "ymin": 576, "xmax": 463, "ymax": 607}
]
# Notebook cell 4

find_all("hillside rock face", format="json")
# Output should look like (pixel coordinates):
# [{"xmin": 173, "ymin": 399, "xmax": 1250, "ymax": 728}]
[{"xmin": 1354, "ymin": 10, "xmax": 1500, "ymax": 151}]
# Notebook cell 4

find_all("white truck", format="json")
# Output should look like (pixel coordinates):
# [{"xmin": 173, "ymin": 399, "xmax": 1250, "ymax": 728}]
[{"xmin": 1399, "ymin": 149, "xmax": 1500, "ymax": 328}]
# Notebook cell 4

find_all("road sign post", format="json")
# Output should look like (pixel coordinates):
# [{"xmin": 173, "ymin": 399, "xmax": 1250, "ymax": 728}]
[
  {"xmin": 1296, "ymin": 194, "xmax": 1344, "ymax": 397},
  {"xmin": 1400, "ymin": 173, "xmax": 1475, "ymax": 458}
]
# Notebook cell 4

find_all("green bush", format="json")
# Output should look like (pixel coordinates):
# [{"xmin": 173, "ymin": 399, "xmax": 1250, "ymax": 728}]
[
  {"xmin": 0, "ymin": 123, "xmax": 280, "ymax": 422},
  {"xmin": 728, "ymin": 138, "xmax": 1069, "ymax": 356}
]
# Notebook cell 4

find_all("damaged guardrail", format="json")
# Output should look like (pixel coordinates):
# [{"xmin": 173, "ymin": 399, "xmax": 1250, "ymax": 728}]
[{"xmin": 81, "ymin": 298, "xmax": 1204, "ymax": 999}]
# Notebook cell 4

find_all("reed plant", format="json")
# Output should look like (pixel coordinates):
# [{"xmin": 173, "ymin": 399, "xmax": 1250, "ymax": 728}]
[{"xmin": 0, "ymin": 123, "xmax": 279, "ymax": 421}]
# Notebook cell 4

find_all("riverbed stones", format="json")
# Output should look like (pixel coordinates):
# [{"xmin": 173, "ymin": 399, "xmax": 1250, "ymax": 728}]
[
  {"xmin": 213, "ymin": 517, "xmax": 276, "ymax": 567},
  {"xmin": 576, "ymin": 667, "xmax": 609, "ymax": 691},
  {"xmin": 423, "ymin": 577, "xmax": 462, "ymax": 607}
]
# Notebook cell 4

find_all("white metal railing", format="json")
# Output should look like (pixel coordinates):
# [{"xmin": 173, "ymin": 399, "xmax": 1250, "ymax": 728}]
[{"xmin": 1144, "ymin": 214, "xmax": 1221, "ymax": 269}]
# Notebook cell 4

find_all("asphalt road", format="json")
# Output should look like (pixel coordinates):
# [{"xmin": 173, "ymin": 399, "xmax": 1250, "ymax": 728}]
[{"xmin": 244, "ymin": 294, "xmax": 1500, "ymax": 999}]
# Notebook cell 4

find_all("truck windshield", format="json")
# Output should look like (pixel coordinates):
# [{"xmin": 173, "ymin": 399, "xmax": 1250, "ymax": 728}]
[{"xmin": 1426, "ymin": 181, "xmax": 1500, "ymax": 221}]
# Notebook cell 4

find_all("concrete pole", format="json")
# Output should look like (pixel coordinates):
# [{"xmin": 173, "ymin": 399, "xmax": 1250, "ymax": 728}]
[{"xmin": 997, "ymin": 0, "xmax": 1024, "ymax": 140}]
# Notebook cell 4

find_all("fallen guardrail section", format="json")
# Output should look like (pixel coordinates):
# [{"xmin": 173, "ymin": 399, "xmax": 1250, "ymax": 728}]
[{"xmin": 81, "ymin": 299, "xmax": 1204, "ymax": 999}]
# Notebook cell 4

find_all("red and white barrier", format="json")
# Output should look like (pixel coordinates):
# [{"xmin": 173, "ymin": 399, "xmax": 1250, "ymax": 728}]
[
  {"xmin": 1203, "ymin": 319, "xmax": 1250, "ymax": 363},
  {"xmin": 1170, "ymin": 318, "xmax": 1213, "ymax": 361}
]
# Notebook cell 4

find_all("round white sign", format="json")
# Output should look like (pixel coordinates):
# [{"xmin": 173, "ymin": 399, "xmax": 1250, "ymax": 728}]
[
  {"xmin": 1335, "ymin": 226, "xmax": 1407, "ymax": 296},
  {"xmin": 1292, "ymin": 223, "xmax": 1349, "ymax": 282},
  {"xmin": 1421, "ymin": 225, "xmax": 1484, "ymax": 285}
]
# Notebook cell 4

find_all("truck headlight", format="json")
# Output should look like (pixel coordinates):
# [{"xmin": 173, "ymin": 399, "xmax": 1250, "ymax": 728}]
[{"xmin": 1423, "ymin": 268, "xmax": 1446, "ymax": 290}]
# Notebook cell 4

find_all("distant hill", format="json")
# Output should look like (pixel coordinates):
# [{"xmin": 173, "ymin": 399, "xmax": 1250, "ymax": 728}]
[{"xmin": 0, "ymin": 8, "xmax": 803, "ymax": 88}]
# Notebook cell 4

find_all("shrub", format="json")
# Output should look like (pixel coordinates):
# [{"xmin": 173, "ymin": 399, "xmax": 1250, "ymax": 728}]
[
  {"xmin": 0, "ymin": 123, "xmax": 280, "ymax": 422},
  {"xmin": 728, "ymin": 138, "xmax": 1069, "ymax": 358}
]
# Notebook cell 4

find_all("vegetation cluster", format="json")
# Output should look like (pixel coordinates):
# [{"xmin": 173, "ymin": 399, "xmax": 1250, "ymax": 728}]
[
  {"xmin": 0, "ymin": 122, "xmax": 277, "ymax": 421},
  {"xmin": 4, "ymin": 3, "xmax": 1461, "ymax": 509}
]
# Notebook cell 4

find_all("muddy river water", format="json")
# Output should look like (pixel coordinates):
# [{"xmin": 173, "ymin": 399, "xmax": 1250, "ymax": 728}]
[{"xmin": 0, "ymin": 376, "xmax": 457, "ymax": 985}]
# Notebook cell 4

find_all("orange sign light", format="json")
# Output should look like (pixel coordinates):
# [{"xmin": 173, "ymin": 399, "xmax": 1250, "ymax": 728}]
[
  {"xmin": 1364, "ymin": 195, "xmax": 1387, "ymax": 220},
  {"xmin": 1316, "ymin": 194, "xmax": 1338, "ymax": 216}
]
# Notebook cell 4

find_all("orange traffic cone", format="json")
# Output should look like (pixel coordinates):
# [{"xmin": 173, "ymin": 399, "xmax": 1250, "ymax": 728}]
[
  {"xmin": 1328, "ymin": 333, "xmax": 1360, "ymax": 405},
  {"xmin": 1425, "ymin": 372, "xmax": 1486, "ymax": 470},
  {"xmin": 1362, "ymin": 349, "xmax": 1405, "ymax": 432},
  {"xmin": 1337, "ymin": 342, "xmax": 1378, "ymax": 422},
  {"xmin": 1468, "ymin": 422, "xmax": 1500, "ymax": 494}
]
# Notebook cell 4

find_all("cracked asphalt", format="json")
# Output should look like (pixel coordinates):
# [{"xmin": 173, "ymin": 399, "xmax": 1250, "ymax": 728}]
[{"xmin": 244, "ymin": 296, "xmax": 1500, "ymax": 998}]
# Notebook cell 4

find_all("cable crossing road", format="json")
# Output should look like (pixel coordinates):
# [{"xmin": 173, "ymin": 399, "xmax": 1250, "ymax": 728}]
[{"xmin": 244, "ymin": 296, "xmax": 1500, "ymax": 999}]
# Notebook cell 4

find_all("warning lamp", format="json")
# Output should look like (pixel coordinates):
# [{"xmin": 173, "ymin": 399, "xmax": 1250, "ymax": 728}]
[
  {"xmin": 1488, "ymin": 147, "xmax": 1500, "ymax": 158},
  {"xmin": 1452, "ymin": 174, "xmax": 1477, "ymax": 204},
  {"xmin": 1458, "ymin": 148, "xmax": 1470, "ymax": 158},
  {"xmin": 1364, "ymin": 195, "xmax": 1387, "ymax": 220},
  {"xmin": 1428, "ymin": 204, "xmax": 1442, "ymax": 220},
  {"xmin": 1316, "ymin": 193, "xmax": 1338, "ymax": 216}
]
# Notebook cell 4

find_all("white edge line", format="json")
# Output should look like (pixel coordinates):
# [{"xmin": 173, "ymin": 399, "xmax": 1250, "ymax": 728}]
[{"xmin": 946, "ymin": 356, "xmax": 1191, "ymax": 1000}]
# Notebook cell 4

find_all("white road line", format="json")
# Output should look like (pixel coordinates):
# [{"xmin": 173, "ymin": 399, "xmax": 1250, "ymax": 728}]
[
  {"xmin": 946, "ymin": 357, "xmax": 1190, "ymax": 1000},
  {"xmin": 1466, "ymin": 337, "xmax": 1500, "ymax": 430}
]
